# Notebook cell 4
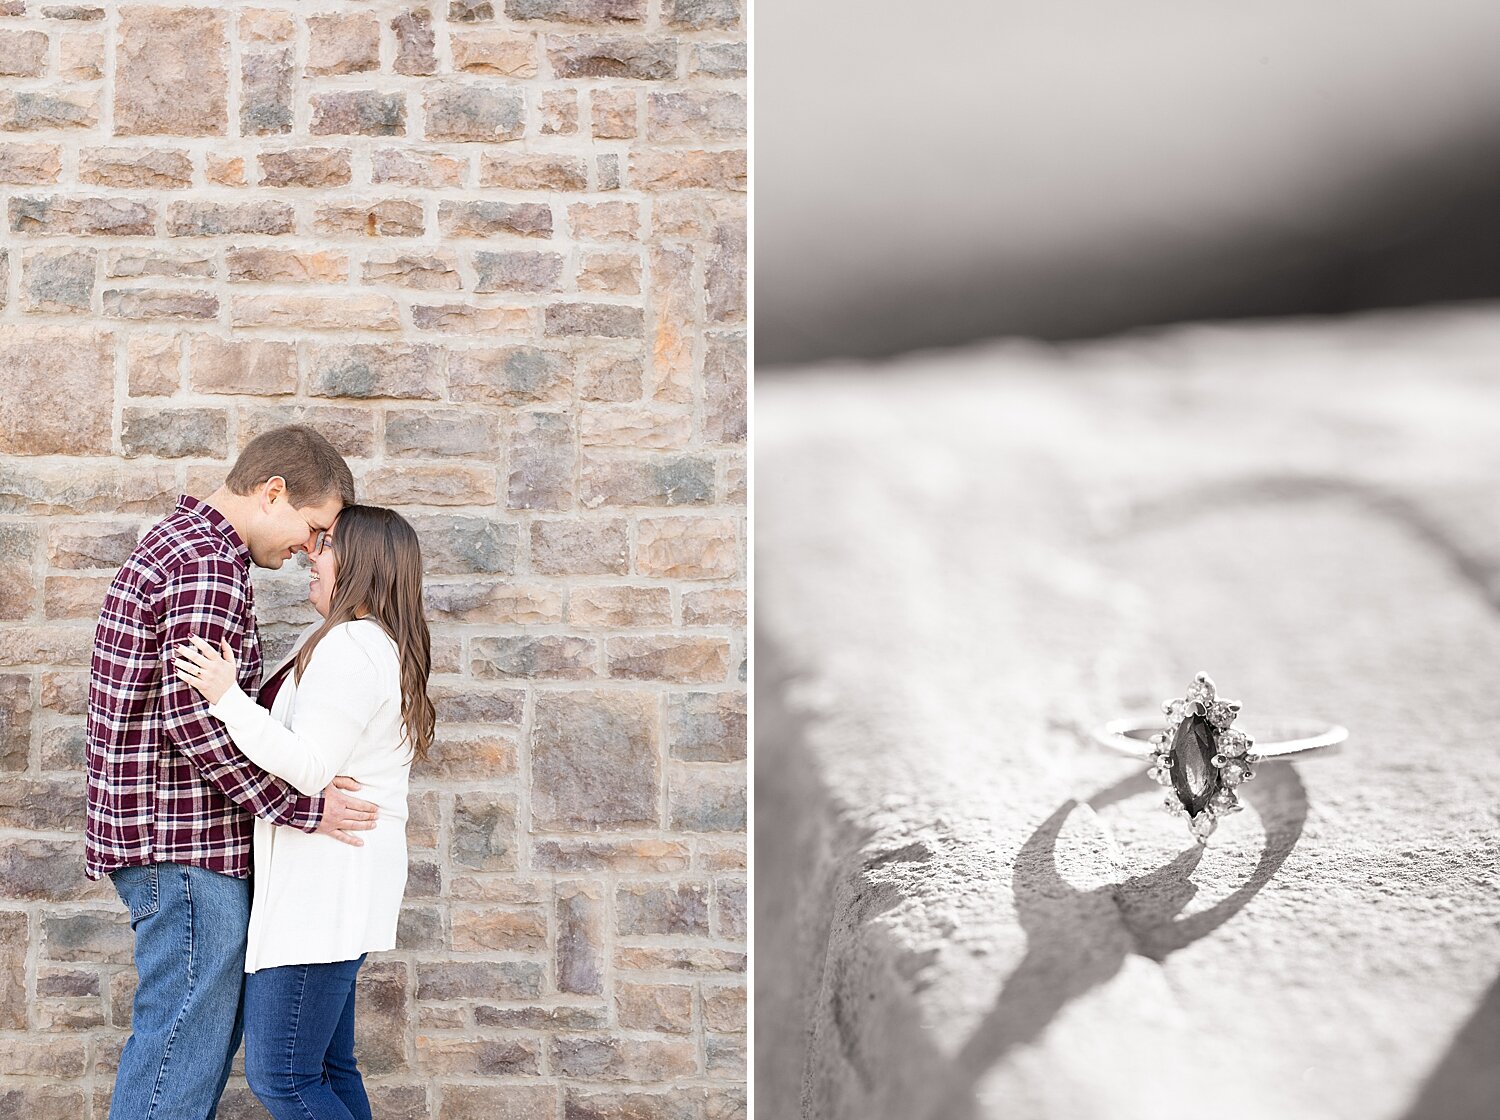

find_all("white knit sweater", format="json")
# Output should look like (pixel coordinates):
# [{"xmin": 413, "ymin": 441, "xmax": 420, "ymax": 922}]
[{"xmin": 208, "ymin": 618, "xmax": 410, "ymax": 973}]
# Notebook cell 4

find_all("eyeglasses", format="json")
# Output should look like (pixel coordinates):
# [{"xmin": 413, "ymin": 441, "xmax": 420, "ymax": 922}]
[{"xmin": 310, "ymin": 530, "xmax": 335, "ymax": 556}]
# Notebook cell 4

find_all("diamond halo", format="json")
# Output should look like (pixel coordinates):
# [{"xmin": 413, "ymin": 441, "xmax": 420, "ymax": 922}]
[{"xmin": 1144, "ymin": 672, "xmax": 1263, "ymax": 843}]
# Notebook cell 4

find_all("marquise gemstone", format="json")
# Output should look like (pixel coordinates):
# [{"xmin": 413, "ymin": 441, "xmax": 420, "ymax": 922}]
[{"xmin": 1170, "ymin": 713, "xmax": 1220, "ymax": 816}]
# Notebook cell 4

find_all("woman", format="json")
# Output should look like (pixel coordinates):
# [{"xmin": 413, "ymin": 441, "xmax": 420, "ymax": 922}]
[{"xmin": 174, "ymin": 504, "xmax": 434, "ymax": 1120}]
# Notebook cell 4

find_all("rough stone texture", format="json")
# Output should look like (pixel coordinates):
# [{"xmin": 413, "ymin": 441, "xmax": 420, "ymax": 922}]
[
  {"xmin": 757, "ymin": 306, "xmax": 1500, "ymax": 1120},
  {"xmin": 0, "ymin": 0, "xmax": 743, "ymax": 1109}
]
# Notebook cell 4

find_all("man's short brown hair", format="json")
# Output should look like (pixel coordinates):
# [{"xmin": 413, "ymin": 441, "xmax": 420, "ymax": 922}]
[{"xmin": 225, "ymin": 425, "xmax": 355, "ymax": 508}]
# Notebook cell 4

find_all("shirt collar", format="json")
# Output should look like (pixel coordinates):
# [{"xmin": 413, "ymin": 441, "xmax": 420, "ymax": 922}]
[{"xmin": 177, "ymin": 494, "xmax": 251, "ymax": 567}]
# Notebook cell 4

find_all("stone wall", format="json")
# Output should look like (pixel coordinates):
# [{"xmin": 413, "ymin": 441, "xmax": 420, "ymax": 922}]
[{"xmin": 0, "ymin": 3, "xmax": 746, "ymax": 1117}]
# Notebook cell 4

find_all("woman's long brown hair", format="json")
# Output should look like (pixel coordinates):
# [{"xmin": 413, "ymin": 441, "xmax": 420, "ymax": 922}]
[{"xmin": 293, "ymin": 505, "xmax": 435, "ymax": 762}]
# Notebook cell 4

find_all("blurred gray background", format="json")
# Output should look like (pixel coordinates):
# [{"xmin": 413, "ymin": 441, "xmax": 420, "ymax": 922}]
[{"xmin": 756, "ymin": 0, "xmax": 1500, "ymax": 365}]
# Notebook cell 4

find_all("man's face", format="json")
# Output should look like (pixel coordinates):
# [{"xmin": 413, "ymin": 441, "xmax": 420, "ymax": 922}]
[{"xmin": 247, "ymin": 479, "xmax": 343, "ymax": 569}]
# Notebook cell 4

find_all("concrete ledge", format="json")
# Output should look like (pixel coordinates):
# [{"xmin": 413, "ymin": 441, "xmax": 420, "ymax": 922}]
[{"xmin": 755, "ymin": 307, "xmax": 1500, "ymax": 1120}]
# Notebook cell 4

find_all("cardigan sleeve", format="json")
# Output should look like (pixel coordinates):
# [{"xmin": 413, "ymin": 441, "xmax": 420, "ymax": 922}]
[{"xmin": 207, "ymin": 624, "xmax": 385, "ymax": 797}]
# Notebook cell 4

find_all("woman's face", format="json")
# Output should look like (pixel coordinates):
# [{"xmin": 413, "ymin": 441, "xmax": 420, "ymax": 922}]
[{"xmin": 306, "ymin": 522, "xmax": 338, "ymax": 618}]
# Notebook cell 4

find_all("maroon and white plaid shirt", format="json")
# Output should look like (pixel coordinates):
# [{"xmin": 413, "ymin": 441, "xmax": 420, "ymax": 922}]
[{"xmin": 85, "ymin": 495, "xmax": 323, "ymax": 880}]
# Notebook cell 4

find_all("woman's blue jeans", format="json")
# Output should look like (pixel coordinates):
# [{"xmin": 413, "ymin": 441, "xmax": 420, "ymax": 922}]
[{"xmin": 243, "ymin": 954, "xmax": 371, "ymax": 1120}]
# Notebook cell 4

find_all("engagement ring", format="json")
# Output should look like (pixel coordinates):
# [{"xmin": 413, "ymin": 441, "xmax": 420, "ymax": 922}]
[{"xmin": 1091, "ymin": 672, "xmax": 1346, "ymax": 843}]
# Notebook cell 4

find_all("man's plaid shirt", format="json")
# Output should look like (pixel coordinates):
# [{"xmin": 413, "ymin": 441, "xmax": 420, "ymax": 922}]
[{"xmin": 85, "ymin": 495, "xmax": 323, "ymax": 880}]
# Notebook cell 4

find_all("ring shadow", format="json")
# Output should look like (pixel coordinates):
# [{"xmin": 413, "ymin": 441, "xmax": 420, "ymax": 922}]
[{"xmin": 926, "ymin": 763, "xmax": 1308, "ymax": 1120}]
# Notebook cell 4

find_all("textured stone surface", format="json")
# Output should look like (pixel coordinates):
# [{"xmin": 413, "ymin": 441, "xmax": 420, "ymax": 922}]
[
  {"xmin": 758, "ymin": 306, "xmax": 1500, "ymax": 1120},
  {"xmin": 114, "ymin": 7, "xmax": 227, "ymax": 136}
]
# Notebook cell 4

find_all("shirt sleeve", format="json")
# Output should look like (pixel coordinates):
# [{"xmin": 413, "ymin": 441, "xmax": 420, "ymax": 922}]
[
  {"xmin": 207, "ymin": 625, "xmax": 384, "ymax": 798},
  {"xmin": 159, "ymin": 555, "xmax": 324, "ymax": 831}
]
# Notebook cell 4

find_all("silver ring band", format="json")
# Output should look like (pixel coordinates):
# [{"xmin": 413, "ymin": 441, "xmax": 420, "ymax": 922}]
[{"xmin": 1092, "ymin": 716, "xmax": 1347, "ymax": 761}]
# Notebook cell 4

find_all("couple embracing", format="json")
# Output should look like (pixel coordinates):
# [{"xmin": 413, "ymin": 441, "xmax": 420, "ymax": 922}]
[{"xmin": 85, "ymin": 425, "xmax": 435, "ymax": 1120}]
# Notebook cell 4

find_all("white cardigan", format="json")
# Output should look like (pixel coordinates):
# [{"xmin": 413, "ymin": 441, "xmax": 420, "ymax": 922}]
[{"xmin": 208, "ymin": 618, "xmax": 411, "ymax": 973}]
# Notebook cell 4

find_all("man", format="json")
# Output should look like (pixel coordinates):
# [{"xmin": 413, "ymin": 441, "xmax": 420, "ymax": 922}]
[{"xmin": 86, "ymin": 425, "xmax": 379, "ymax": 1120}]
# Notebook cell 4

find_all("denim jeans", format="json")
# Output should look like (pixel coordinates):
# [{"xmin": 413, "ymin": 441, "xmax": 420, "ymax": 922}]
[
  {"xmin": 108, "ymin": 862, "xmax": 250, "ymax": 1120},
  {"xmin": 243, "ymin": 955, "xmax": 371, "ymax": 1120}
]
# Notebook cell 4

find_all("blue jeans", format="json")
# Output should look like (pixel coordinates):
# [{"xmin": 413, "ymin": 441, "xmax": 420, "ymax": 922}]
[
  {"xmin": 108, "ymin": 862, "xmax": 249, "ymax": 1120},
  {"xmin": 244, "ymin": 955, "xmax": 371, "ymax": 1120}
]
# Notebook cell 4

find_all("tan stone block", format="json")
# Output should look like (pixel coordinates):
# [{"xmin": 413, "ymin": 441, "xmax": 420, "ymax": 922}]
[
  {"xmin": 0, "ymin": 89, "xmax": 98, "ymax": 131},
  {"xmin": 607, "ymin": 636, "xmax": 729, "ymax": 683},
  {"xmin": 578, "ymin": 407, "xmax": 685, "ymax": 450},
  {"xmin": 545, "ymin": 302, "xmax": 644, "ymax": 339},
  {"xmin": 615, "ymin": 983, "xmax": 693, "ymax": 1034},
  {"xmin": 0, "ymin": 143, "xmax": 61, "ymax": 185},
  {"xmin": 0, "ymin": 532, "xmax": 32, "ymax": 624},
  {"xmin": 384, "ymin": 407, "xmax": 499, "ymax": 458},
  {"xmin": 450, "ymin": 907, "xmax": 547, "ymax": 953},
  {"xmin": 667, "ymin": 690, "xmax": 745, "ymax": 762},
  {"xmin": 667, "ymin": 763, "xmax": 744, "ymax": 831},
  {"xmin": 240, "ymin": 8, "xmax": 295, "ymax": 42},
  {"xmin": 313, "ymin": 199, "xmax": 424, "ymax": 237},
  {"xmin": 259, "ymin": 147, "xmax": 352, "ymax": 188},
  {"xmin": 550, "ymin": 1035, "xmax": 697, "ymax": 1081},
  {"xmin": 167, "ymin": 200, "xmax": 293, "ymax": 236},
  {"xmin": 425, "ymin": 582, "xmax": 561, "ymax": 625},
  {"xmin": 46, "ymin": 523, "xmax": 138, "ymax": 571},
  {"xmin": 450, "ymin": 30, "xmax": 537, "ymax": 76},
  {"xmin": 540, "ymin": 89, "xmax": 579, "ymax": 135},
  {"xmin": 80, "ymin": 147, "xmax": 193, "ymax": 189},
  {"xmin": 372, "ymin": 148, "xmax": 466, "ymax": 188},
  {"xmin": 205, "ymin": 154, "xmax": 245, "ymax": 186},
  {"xmin": 564, "ymin": 1090, "xmax": 701, "ymax": 1120},
  {"xmin": 354, "ymin": 959, "xmax": 410, "ymax": 1074},
  {"xmin": 58, "ymin": 30, "xmax": 104, "ymax": 80},
  {"xmin": 0, "ymin": 325, "xmax": 114, "ymax": 455},
  {"xmin": 0, "ymin": 836, "xmax": 107, "ymax": 896},
  {"xmin": 416, "ymin": 1035, "xmax": 540, "ymax": 1077},
  {"xmin": 580, "ymin": 453, "xmax": 714, "ymax": 507},
  {"xmin": 0, "ymin": 29, "xmax": 48, "ymax": 77},
  {"xmin": 309, "ymin": 342, "xmax": 444, "ymax": 398},
  {"xmin": 706, "ymin": 224, "xmax": 745, "ymax": 323},
  {"xmin": 121, "ymin": 406, "xmax": 227, "ymax": 457},
  {"xmin": 713, "ymin": 876, "xmax": 745, "ymax": 939},
  {"xmin": 362, "ymin": 464, "xmax": 497, "ymax": 506},
  {"xmin": 570, "ymin": 200, "xmax": 640, "ymax": 241},
  {"xmin": 115, "ymin": 7, "xmax": 227, "ymax": 136},
  {"xmin": 392, "ymin": 8, "xmax": 437, "ymax": 76},
  {"xmin": 681, "ymin": 589, "xmax": 744, "ymax": 628},
  {"xmin": 636, "ymin": 516, "xmax": 737, "ymax": 580},
  {"xmin": 530, "ymin": 518, "xmax": 628, "ymax": 575},
  {"xmin": 532, "ymin": 838, "xmax": 689, "ymax": 874},
  {"xmin": 616, "ymin": 881, "xmax": 709, "ymax": 936},
  {"xmin": 471, "ymin": 635, "xmax": 597, "ymax": 681},
  {"xmin": 242, "ymin": 47, "xmax": 293, "ymax": 136},
  {"xmin": 307, "ymin": 13, "xmax": 380, "ymax": 75},
  {"xmin": 237, "ymin": 405, "xmax": 376, "ymax": 457},
  {"xmin": 579, "ymin": 251, "xmax": 642, "ymax": 295},
  {"xmin": 406, "ymin": 516, "xmax": 519, "ymax": 578},
  {"xmin": 417, "ymin": 1005, "xmax": 465, "ymax": 1030},
  {"xmin": 0, "ymin": 462, "xmax": 176, "ymax": 517},
  {"xmin": 578, "ymin": 352, "xmax": 644, "ymax": 402},
  {"xmin": 189, "ymin": 336, "xmax": 296, "ymax": 396},
  {"xmin": 507, "ymin": 410, "xmax": 575, "ymax": 511},
  {"xmin": 614, "ymin": 945, "xmax": 745, "ymax": 973},
  {"xmin": 10, "ymin": 195, "xmax": 154, "ymax": 236},
  {"xmin": 43, "ymin": 575, "xmax": 111, "ymax": 620},
  {"xmin": 40, "ymin": 671, "xmax": 87, "ymax": 715},
  {"xmin": 591, "ymin": 88, "xmax": 637, "ymax": 138},
  {"xmin": 630, "ymin": 149, "xmax": 745, "ymax": 192},
  {"xmin": 449, "ymin": 346, "xmax": 570, "ymax": 405},
  {"xmin": 476, "ymin": 1004, "xmax": 608, "ymax": 1031},
  {"xmin": 437, "ymin": 1084, "xmax": 559, "ymax": 1120},
  {"xmin": 438, "ymin": 199, "xmax": 552, "ymax": 238},
  {"xmin": 411, "ymin": 302, "xmax": 532, "ymax": 335},
  {"xmin": 651, "ymin": 196, "xmax": 711, "ymax": 240},
  {"xmin": 309, "ymin": 90, "xmax": 406, "ymax": 137},
  {"xmin": 692, "ymin": 40, "xmax": 745, "ymax": 79},
  {"xmin": 107, "ymin": 250, "xmax": 215, "ymax": 280},
  {"xmin": 414, "ymin": 728, "xmax": 516, "ymax": 786},
  {"xmin": 547, "ymin": 35, "xmax": 678, "ymax": 80},
  {"xmin": 705, "ymin": 1032, "xmax": 746, "ymax": 1079},
  {"xmin": 20, "ymin": 246, "xmax": 95, "ymax": 313},
  {"xmin": 424, "ymin": 82, "xmax": 526, "ymax": 142},
  {"xmin": 531, "ymin": 689, "xmax": 657, "ymax": 829},
  {"xmin": 647, "ymin": 90, "xmax": 745, "ymax": 141},
  {"xmin": 703, "ymin": 330, "xmax": 746, "ymax": 442},
  {"xmin": 449, "ymin": 792, "xmax": 522, "ymax": 873},
  {"xmin": 226, "ymin": 247, "xmax": 349, "ymax": 284},
  {"xmin": 0, "ymin": 910, "xmax": 24, "ymax": 1029},
  {"xmin": 555, "ymin": 879, "xmax": 605, "ymax": 994},
  {"xmin": 0, "ymin": 673, "xmax": 28, "ymax": 764},
  {"xmin": 448, "ymin": 876, "xmax": 548, "ymax": 905},
  {"xmin": 569, "ymin": 585, "xmax": 672, "ymax": 628},
  {"xmin": 231, "ymin": 293, "xmax": 401, "ymax": 331},
  {"xmin": 103, "ymin": 288, "xmax": 218, "ymax": 321},
  {"xmin": 0, "ymin": 1036, "xmax": 88, "ymax": 1079},
  {"xmin": 478, "ymin": 151, "xmax": 587, "ymax": 190},
  {"xmin": 649, "ymin": 244, "xmax": 695, "ymax": 403},
  {"xmin": 364, "ymin": 251, "xmax": 462, "ymax": 290}
]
